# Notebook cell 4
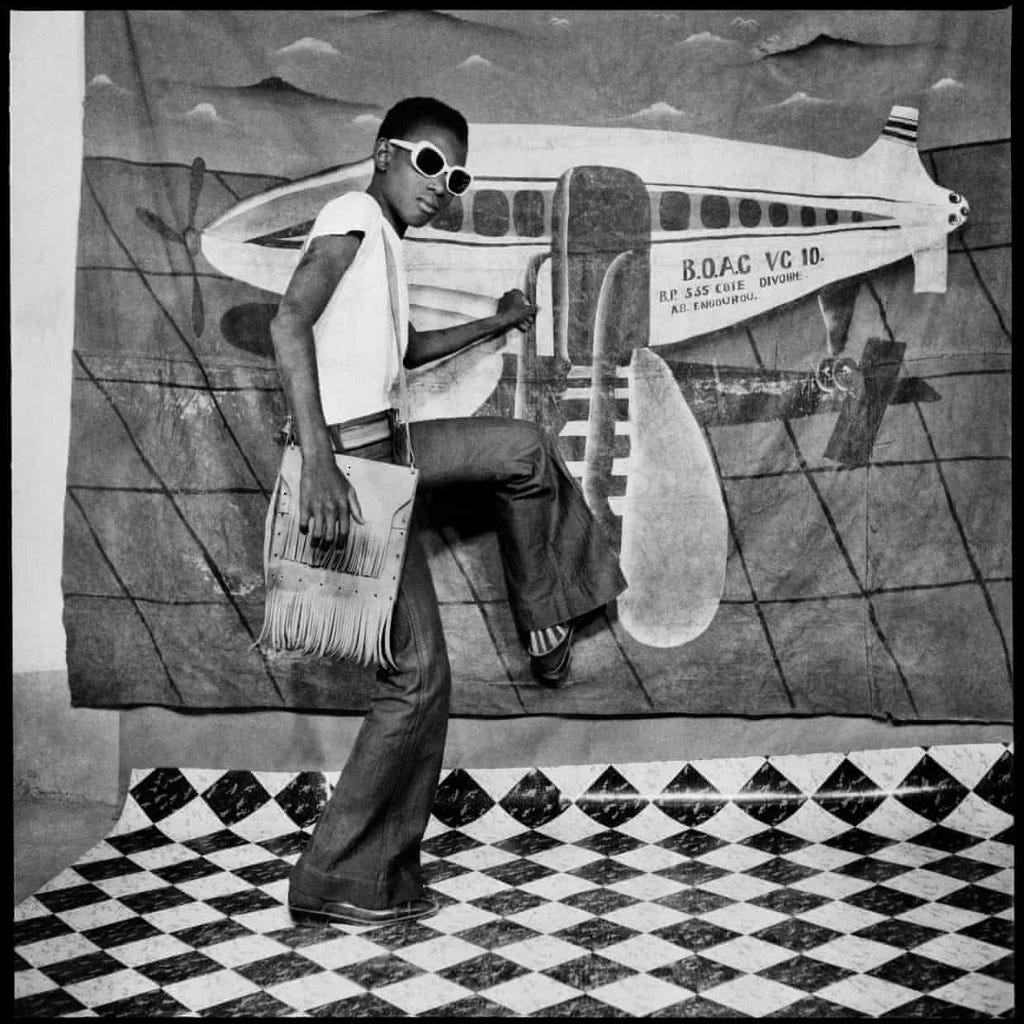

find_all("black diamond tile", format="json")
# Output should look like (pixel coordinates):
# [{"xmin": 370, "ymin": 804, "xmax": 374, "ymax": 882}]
[
  {"xmin": 423, "ymin": 858, "xmax": 472, "ymax": 884},
  {"xmin": 881, "ymin": 994, "xmax": 990, "ymax": 1018},
  {"xmin": 747, "ymin": 855, "xmax": 819, "ymax": 885},
  {"xmin": 83, "ymin": 916, "xmax": 161, "ymax": 949},
  {"xmin": 543, "ymin": 952, "xmax": 636, "ymax": 989},
  {"xmin": 753, "ymin": 918, "xmax": 842, "ymax": 953},
  {"xmin": 652, "ymin": 995, "xmax": 752, "ymax": 1017},
  {"xmin": 273, "ymin": 771, "xmax": 328, "ymax": 828},
  {"xmin": 457, "ymin": 919, "xmax": 540, "ymax": 949},
  {"xmin": 656, "ymin": 828, "xmax": 726, "ymax": 857},
  {"xmin": 543, "ymin": 995, "xmax": 633, "ymax": 1017},
  {"xmin": 908, "ymin": 825, "xmax": 980, "ymax": 853},
  {"xmin": 576, "ymin": 766, "xmax": 647, "ymax": 826},
  {"xmin": 553, "ymin": 918, "xmax": 638, "ymax": 950},
  {"xmin": 835, "ymin": 856, "xmax": 912, "ymax": 883},
  {"xmin": 655, "ymin": 888, "xmax": 734, "ymax": 915},
  {"xmin": 760, "ymin": 954, "xmax": 854, "ymax": 991},
  {"xmin": 336, "ymin": 952, "xmax": 425, "ymax": 987},
  {"xmin": 494, "ymin": 829, "xmax": 562, "ymax": 857},
  {"xmin": 265, "ymin": 922, "xmax": 338, "ymax": 948},
  {"xmin": 422, "ymin": 829, "xmax": 483, "ymax": 858},
  {"xmin": 130, "ymin": 768, "xmax": 198, "ymax": 823},
  {"xmin": 749, "ymin": 886, "xmax": 830, "ymax": 916},
  {"xmin": 845, "ymin": 884, "xmax": 927, "ymax": 917},
  {"xmin": 770, "ymin": 995, "xmax": 869, "ymax": 1017},
  {"xmin": 41, "ymin": 950, "xmax": 124, "ymax": 986},
  {"xmin": 656, "ymin": 859, "xmax": 728, "ymax": 886},
  {"xmin": 13, "ymin": 990, "xmax": 87, "ymax": 1016},
  {"xmin": 472, "ymin": 888, "xmax": 549, "ymax": 917},
  {"xmin": 869, "ymin": 951, "xmax": 968, "ymax": 992},
  {"xmin": 655, "ymin": 763, "xmax": 726, "ymax": 827},
  {"xmin": 972, "ymin": 748, "xmax": 1013, "ymax": 814},
  {"xmin": 258, "ymin": 830, "xmax": 309, "ymax": 857},
  {"xmin": 939, "ymin": 883, "xmax": 1014, "ymax": 915},
  {"xmin": 575, "ymin": 829, "xmax": 643, "ymax": 857},
  {"xmin": 136, "ymin": 950, "xmax": 221, "ymax": 985},
  {"xmin": 926, "ymin": 854, "xmax": 1002, "ymax": 883},
  {"xmin": 207, "ymin": 888, "xmax": 280, "ymax": 916},
  {"xmin": 498, "ymin": 768, "xmax": 570, "ymax": 827},
  {"xmin": 979, "ymin": 953, "xmax": 1014, "ymax": 982},
  {"xmin": 991, "ymin": 824, "xmax": 1013, "ymax": 845},
  {"xmin": 896, "ymin": 754, "xmax": 970, "ymax": 822},
  {"xmin": 173, "ymin": 918, "xmax": 252, "ymax": 948},
  {"xmin": 309, "ymin": 992, "xmax": 406, "ymax": 1016},
  {"xmin": 34, "ymin": 882, "xmax": 109, "ymax": 914},
  {"xmin": 652, "ymin": 953, "xmax": 742, "ymax": 991},
  {"xmin": 14, "ymin": 951, "xmax": 30, "ymax": 971},
  {"xmin": 74, "ymin": 856, "xmax": 145, "ymax": 882},
  {"xmin": 959, "ymin": 916, "xmax": 1015, "ymax": 949},
  {"xmin": 121, "ymin": 885, "xmax": 195, "ymax": 915},
  {"xmin": 201, "ymin": 771, "xmax": 273, "ymax": 827},
  {"xmin": 235, "ymin": 950, "xmax": 325, "ymax": 985},
  {"xmin": 232, "ymin": 858, "xmax": 293, "ymax": 886},
  {"xmin": 185, "ymin": 829, "xmax": 250, "ymax": 855},
  {"xmin": 813, "ymin": 758, "xmax": 887, "ymax": 826},
  {"xmin": 14, "ymin": 914, "xmax": 72, "ymax": 945},
  {"xmin": 425, "ymin": 995, "xmax": 519, "ymax": 1016},
  {"xmin": 106, "ymin": 825, "xmax": 175, "ymax": 855},
  {"xmin": 654, "ymin": 918, "xmax": 741, "ymax": 951},
  {"xmin": 854, "ymin": 918, "xmax": 944, "ymax": 950},
  {"xmin": 485, "ymin": 856, "xmax": 554, "ymax": 887},
  {"xmin": 741, "ymin": 828, "xmax": 810, "ymax": 855},
  {"xmin": 739, "ymin": 761, "xmax": 807, "ymax": 825},
  {"xmin": 824, "ymin": 827, "xmax": 897, "ymax": 856},
  {"xmin": 560, "ymin": 887, "xmax": 636, "ymax": 916},
  {"xmin": 434, "ymin": 768, "xmax": 495, "ymax": 828},
  {"xmin": 360, "ymin": 919, "xmax": 443, "ymax": 951},
  {"xmin": 202, "ymin": 991, "xmax": 294, "ymax": 1016},
  {"xmin": 152, "ymin": 856, "xmax": 223, "ymax": 885},
  {"xmin": 440, "ymin": 951, "xmax": 529, "ymax": 990},
  {"xmin": 95, "ymin": 989, "xmax": 191, "ymax": 1016},
  {"xmin": 569, "ymin": 856, "xmax": 642, "ymax": 886}
]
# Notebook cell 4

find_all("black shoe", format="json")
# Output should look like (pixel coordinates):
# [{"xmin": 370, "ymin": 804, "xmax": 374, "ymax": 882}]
[
  {"xmin": 289, "ymin": 892, "xmax": 439, "ymax": 926},
  {"xmin": 529, "ymin": 622, "xmax": 574, "ymax": 686}
]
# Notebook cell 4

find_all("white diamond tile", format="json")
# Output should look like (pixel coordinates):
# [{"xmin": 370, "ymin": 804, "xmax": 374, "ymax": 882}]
[
  {"xmin": 374, "ymin": 974, "xmax": 473, "ymax": 1014},
  {"xmin": 914, "ymin": 932, "xmax": 1008, "ymax": 971},
  {"xmin": 91, "ymin": 870, "xmax": 169, "ymax": 899},
  {"xmin": 941, "ymin": 792, "xmax": 1014, "ymax": 839},
  {"xmin": 778, "ymin": 800, "xmax": 855, "ymax": 842},
  {"xmin": 229, "ymin": 803, "xmax": 299, "ymax": 843},
  {"xmin": 484, "ymin": 971, "xmax": 579, "ymax": 1014},
  {"xmin": 295, "ymin": 934, "xmax": 388, "ymax": 970},
  {"xmin": 150, "ymin": 899, "xmax": 225, "ymax": 933},
  {"xmin": 698, "ymin": 871, "xmax": 779, "ymax": 902},
  {"xmin": 701, "ymin": 934, "xmax": 794, "ymax": 972},
  {"xmin": 612, "ymin": 842, "xmax": 684, "ymax": 874},
  {"xmin": 154, "ymin": 800, "xmax": 227, "ymax": 842},
  {"xmin": 932, "ymin": 973, "xmax": 1016, "ymax": 1016},
  {"xmin": 688, "ymin": 756, "xmax": 766, "ymax": 797},
  {"xmin": 700, "ymin": 901, "xmax": 789, "ymax": 935},
  {"xmin": 426, "ymin": 899, "xmax": 498, "ymax": 935},
  {"xmin": 201, "ymin": 934, "xmax": 290, "ymax": 969},
  {"xmin": 14, "ymin": 968, "xmax": 58, "ymax": 1000},
  {"xmin": 605, "ymin": 900, "xmax": 686, "ymax": 934},
  {"xmin": 65, "ymin": 968, "xmax": 159, "ymax": 1008},
  {"xmin": 601, "ymin": 933, "xmax": 690, "ymax": 971},
  {"xmin": 527, "ymin": 842, "xmax": 602, "ymax": 873},
  {"xmin": 768, "ymin": 752, "xmax": 847, "ymax": 794},
  {"xmin": 204, "ymin": 844, "xmax": 274, "ymax": 871},
  {"xmin": 228, "ymin": 903, "xmax": 293, "ymax": 934},
  {"xmin": 590, "ymin": 973, "xmax": 690, "ymax": 1014},
  {"xmin": 535, "ymin": 805, "xmax": 608, "ymax": 844},
  {"xmin": 618, "ymin": 804, "xmax": 690, "ymax": 843},
  {"xmin": 461, "ymin": 807, "xmax": 539, "ymax": 845},
  {"xmin": 927, "ymin": 743, "xmax": 1008, "ymax": 789},
  {"xmin": 883, "ymin": 867, "xmax": 975, "ymax": 901},
  {"xmin": 520, "ymin": 871, "xmax": 595, "ymax": 902},
  {"xmin": 509, "ymin": 900, "xmax": 591, "ymax": 934},
  {"xmin": 126, "ymin": 844, "xmax": 201, "ymax": 871},
  {"xmin": 177, "ymin": 872, "xmax": 250, "ymax": 902},
  {"xmin": 962, "ymin": 839, "xmax": 1014, "ymax": 869},
  {"xmin": 816, "ymin": 974, "xmax": 921, "ymax": 1016},
  {"xmin": 608, "ymin": 871, "xmax": 684, "ymax": 902},
  {"xmin": 791, "ymin": 869, "xmax": 874, "ymax": 899},
  {"xmin": 897, "ymin": 902, "xmax": 987, "ymax": 933},
  {"xmin": 14, "ymin": 898, "xmax": 50, "ymax": 921},
  {"xmin": 107, "ymin": 933, "xmax": 195, "ymax": 968},
  {"xmin": 163, "ymin": 968, "xmax": 260, "ymax": 1011},
  {"xmin": 798, "ymin": 901, "xmax": 886, "ymax": 934},
  {"xmin": 702, "ymin": 974, "xmax": 804, "ymax": 1015},
  {"xmin": 784, "ymin": 843, "xmax": 861, "ymax": 872},
  {"xmin": 429, "ymin": 869, "xmax": 511, "ymax": 902},
  {"xmin": 446, "ymin": 843, "xmax": 518, "ymax": 872},
  {"xmin": 807, "ymin": 934, "xmax": 904, "ymax": 972},
  {"xmin": 56, "ymin": 898, "xmax": 139, "ymax": 933},
  {"xmin": 497, "ymin": 934, "xmax": 585, "ymax": 971},
  {"xmin": 845, "ymin": 747, "xmax": 926, "ymax": 792},
  {"xmin": 858, "ymin": 799, "xmax": 934, "ymax": 840},
  {"xmin": 697, "ymin": 842, "xmax": 774, "ymax": 872},
  {"xmin": 696, "ymin": 801, "xmax": 771, "ymax": 842},
  {"xmin": 17, "ymin": 932, "xmax": 103, "ymax": 969},
  {"xmin": 976, "ymin": 867, "xmax": 1014, "ymax": 894},
  {"xmin": 268, "ymin": 971, "xmax": 364, "ymax": 1012},
  {"xmin": 393, "ymin": 935, "xmax": 482, "ymax": 971}
]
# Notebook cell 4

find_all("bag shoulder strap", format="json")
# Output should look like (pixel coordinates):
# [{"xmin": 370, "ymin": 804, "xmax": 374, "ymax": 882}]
[{"xmin": 381, "ymin": 221, "xmax": 415, "ymax": 468}]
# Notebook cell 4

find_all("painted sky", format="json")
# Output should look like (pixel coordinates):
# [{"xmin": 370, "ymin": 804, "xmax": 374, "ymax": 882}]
[{"xmin": 84, "ymin": 9, "xmax": 1009, "ymax": 177}]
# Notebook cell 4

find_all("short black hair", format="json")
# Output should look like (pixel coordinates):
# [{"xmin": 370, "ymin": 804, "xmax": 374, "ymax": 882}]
[{"xmin": 377, "ymin": 96, "xmax": 468, "ymax": 148}]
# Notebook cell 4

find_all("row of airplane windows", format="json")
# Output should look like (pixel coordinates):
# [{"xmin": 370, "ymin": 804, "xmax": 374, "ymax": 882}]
[{"xmin": 428, "ymin": 189, "xmax": 873, "ymax": 238}]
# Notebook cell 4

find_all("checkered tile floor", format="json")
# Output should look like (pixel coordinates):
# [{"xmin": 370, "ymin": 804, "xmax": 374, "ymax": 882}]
[{"xmin": 14, "ymin": 744, "xmax": 1013, "ymax": 1017}]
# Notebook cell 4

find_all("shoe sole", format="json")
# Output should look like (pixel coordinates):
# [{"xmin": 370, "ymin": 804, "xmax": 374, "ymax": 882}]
[
  {"xmin": 289, "ymin": 900, "xmax": 439, "ymax": 927},
  {"xmin": 531, "ymin": 644, "xmax": 572, "ymax": 686}
]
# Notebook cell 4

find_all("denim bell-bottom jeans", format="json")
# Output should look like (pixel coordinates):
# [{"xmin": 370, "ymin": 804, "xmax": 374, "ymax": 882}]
[{"xmin": 289, "ymin": 416, "xmax": 627, "ymax": 909}]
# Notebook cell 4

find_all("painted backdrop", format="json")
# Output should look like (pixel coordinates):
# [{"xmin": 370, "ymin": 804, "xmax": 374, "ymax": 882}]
[{"xmin": 65, "ymin": 10, "xmax": 1011, "ymax": 718}]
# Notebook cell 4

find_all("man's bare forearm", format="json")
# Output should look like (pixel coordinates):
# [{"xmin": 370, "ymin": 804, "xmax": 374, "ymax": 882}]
[
  {"xmin": 405, "ymin": 308, "xmax": 527, "ymax": 368},
  {"xmin": 270, "ymin": 313, "xmax": 336, "ymax": 464}
]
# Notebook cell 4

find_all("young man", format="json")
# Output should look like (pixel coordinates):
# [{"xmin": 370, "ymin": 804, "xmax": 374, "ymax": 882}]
[{"xmin": 274, "ymin": 97, "xmax": 626, "ymax": 926}]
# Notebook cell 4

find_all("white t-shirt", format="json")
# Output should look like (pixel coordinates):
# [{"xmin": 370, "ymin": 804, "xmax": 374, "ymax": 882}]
[{"xmin": 302, "ymin": 191, "xmax": 409, "ymax": 424}]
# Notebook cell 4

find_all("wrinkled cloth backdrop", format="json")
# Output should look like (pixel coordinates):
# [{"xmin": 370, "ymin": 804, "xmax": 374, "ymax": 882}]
[{"xmin": 64, "ymin": 9, "xmax": 1011, "ymax": 717}]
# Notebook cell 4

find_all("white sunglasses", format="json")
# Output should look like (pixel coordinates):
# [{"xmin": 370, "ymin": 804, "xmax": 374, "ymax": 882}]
[{"xmin": 389, "ymin": 138, "xmax": 473, "ymax": 196}]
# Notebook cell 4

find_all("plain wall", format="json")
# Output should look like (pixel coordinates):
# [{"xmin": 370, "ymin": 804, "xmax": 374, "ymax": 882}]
[{"xmin": 12, "ymin": 12, "xmax": 1011, "ymax": 809}]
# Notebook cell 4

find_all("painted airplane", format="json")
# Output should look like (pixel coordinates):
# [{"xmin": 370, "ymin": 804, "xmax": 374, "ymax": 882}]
[{"xmin": 141, "ymin": 104, "xmax": 967, "ymax": 649}]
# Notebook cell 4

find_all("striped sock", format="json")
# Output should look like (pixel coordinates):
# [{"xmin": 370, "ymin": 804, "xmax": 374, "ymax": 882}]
[{"xmin": 528, "ymin": 623, "xmax": 569, "ymax": 657}]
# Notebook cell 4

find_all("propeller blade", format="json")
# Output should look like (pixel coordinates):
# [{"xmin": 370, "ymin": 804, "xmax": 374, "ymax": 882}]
[
  {"xmin": 191, "ymin": 274, "xmax": 205, "ymax": 336},
  {"xmin": 135, "ymin": 207, "xmax": 182, "ymax": 244},
  {"xmin": 187, "ymin": 157, "xmax": 206, "ymax": 226}
]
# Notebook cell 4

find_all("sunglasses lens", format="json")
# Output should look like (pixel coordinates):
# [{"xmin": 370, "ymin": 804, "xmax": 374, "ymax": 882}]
[
  {"xmin": 413, "ymin": 144, "xmax": 445, "ymax": 177},
  {"xmin": 447, "ymin": 169, "xmax": 472, "ymax": 195}
]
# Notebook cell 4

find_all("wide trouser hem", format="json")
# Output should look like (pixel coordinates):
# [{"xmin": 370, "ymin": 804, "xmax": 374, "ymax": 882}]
[
  {"xmin": 509, "ymin": 569, "xmax": 627, "ymax": 633},
  {"xmin": 289, "ymin": 861, "xmax": 424, "ymax": 910}
]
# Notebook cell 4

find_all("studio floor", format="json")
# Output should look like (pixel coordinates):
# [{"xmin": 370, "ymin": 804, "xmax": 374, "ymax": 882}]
[{"xmin": 14, "ymin": 743, "xmax": 1014, "ymax": 1017}]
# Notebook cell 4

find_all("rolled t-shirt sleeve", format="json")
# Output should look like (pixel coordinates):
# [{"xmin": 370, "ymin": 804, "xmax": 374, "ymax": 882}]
[{"xmin": 304, "ymin": 192, "xmax": 380, "ymax": 249}]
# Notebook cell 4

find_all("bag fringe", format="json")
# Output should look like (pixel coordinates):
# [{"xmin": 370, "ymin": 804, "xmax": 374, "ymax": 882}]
[{"xmin": 255, "ymin": 580, "xmax": 393, "ymax": 668}]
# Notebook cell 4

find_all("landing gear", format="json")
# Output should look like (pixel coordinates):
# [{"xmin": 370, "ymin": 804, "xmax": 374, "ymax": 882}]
[{"xmin": 814, "ymin": 354, "xmax": 865, "ymax": 399}]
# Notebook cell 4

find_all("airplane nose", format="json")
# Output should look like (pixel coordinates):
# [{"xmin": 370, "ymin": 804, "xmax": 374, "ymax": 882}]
[{"xmin": 948, "ymin": 191, "xmax": 969, "ymax": 225}]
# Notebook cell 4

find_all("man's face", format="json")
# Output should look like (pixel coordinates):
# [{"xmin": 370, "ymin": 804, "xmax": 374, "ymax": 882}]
[{"xmin": 383, "ymin": 121, "xmax": 468, "ymax": 229}]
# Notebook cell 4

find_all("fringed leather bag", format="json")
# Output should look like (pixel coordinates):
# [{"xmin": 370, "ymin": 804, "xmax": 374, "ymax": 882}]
[{"xmin": 256, "ymin": 227, "xmax": 417, "ymax": 669}]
